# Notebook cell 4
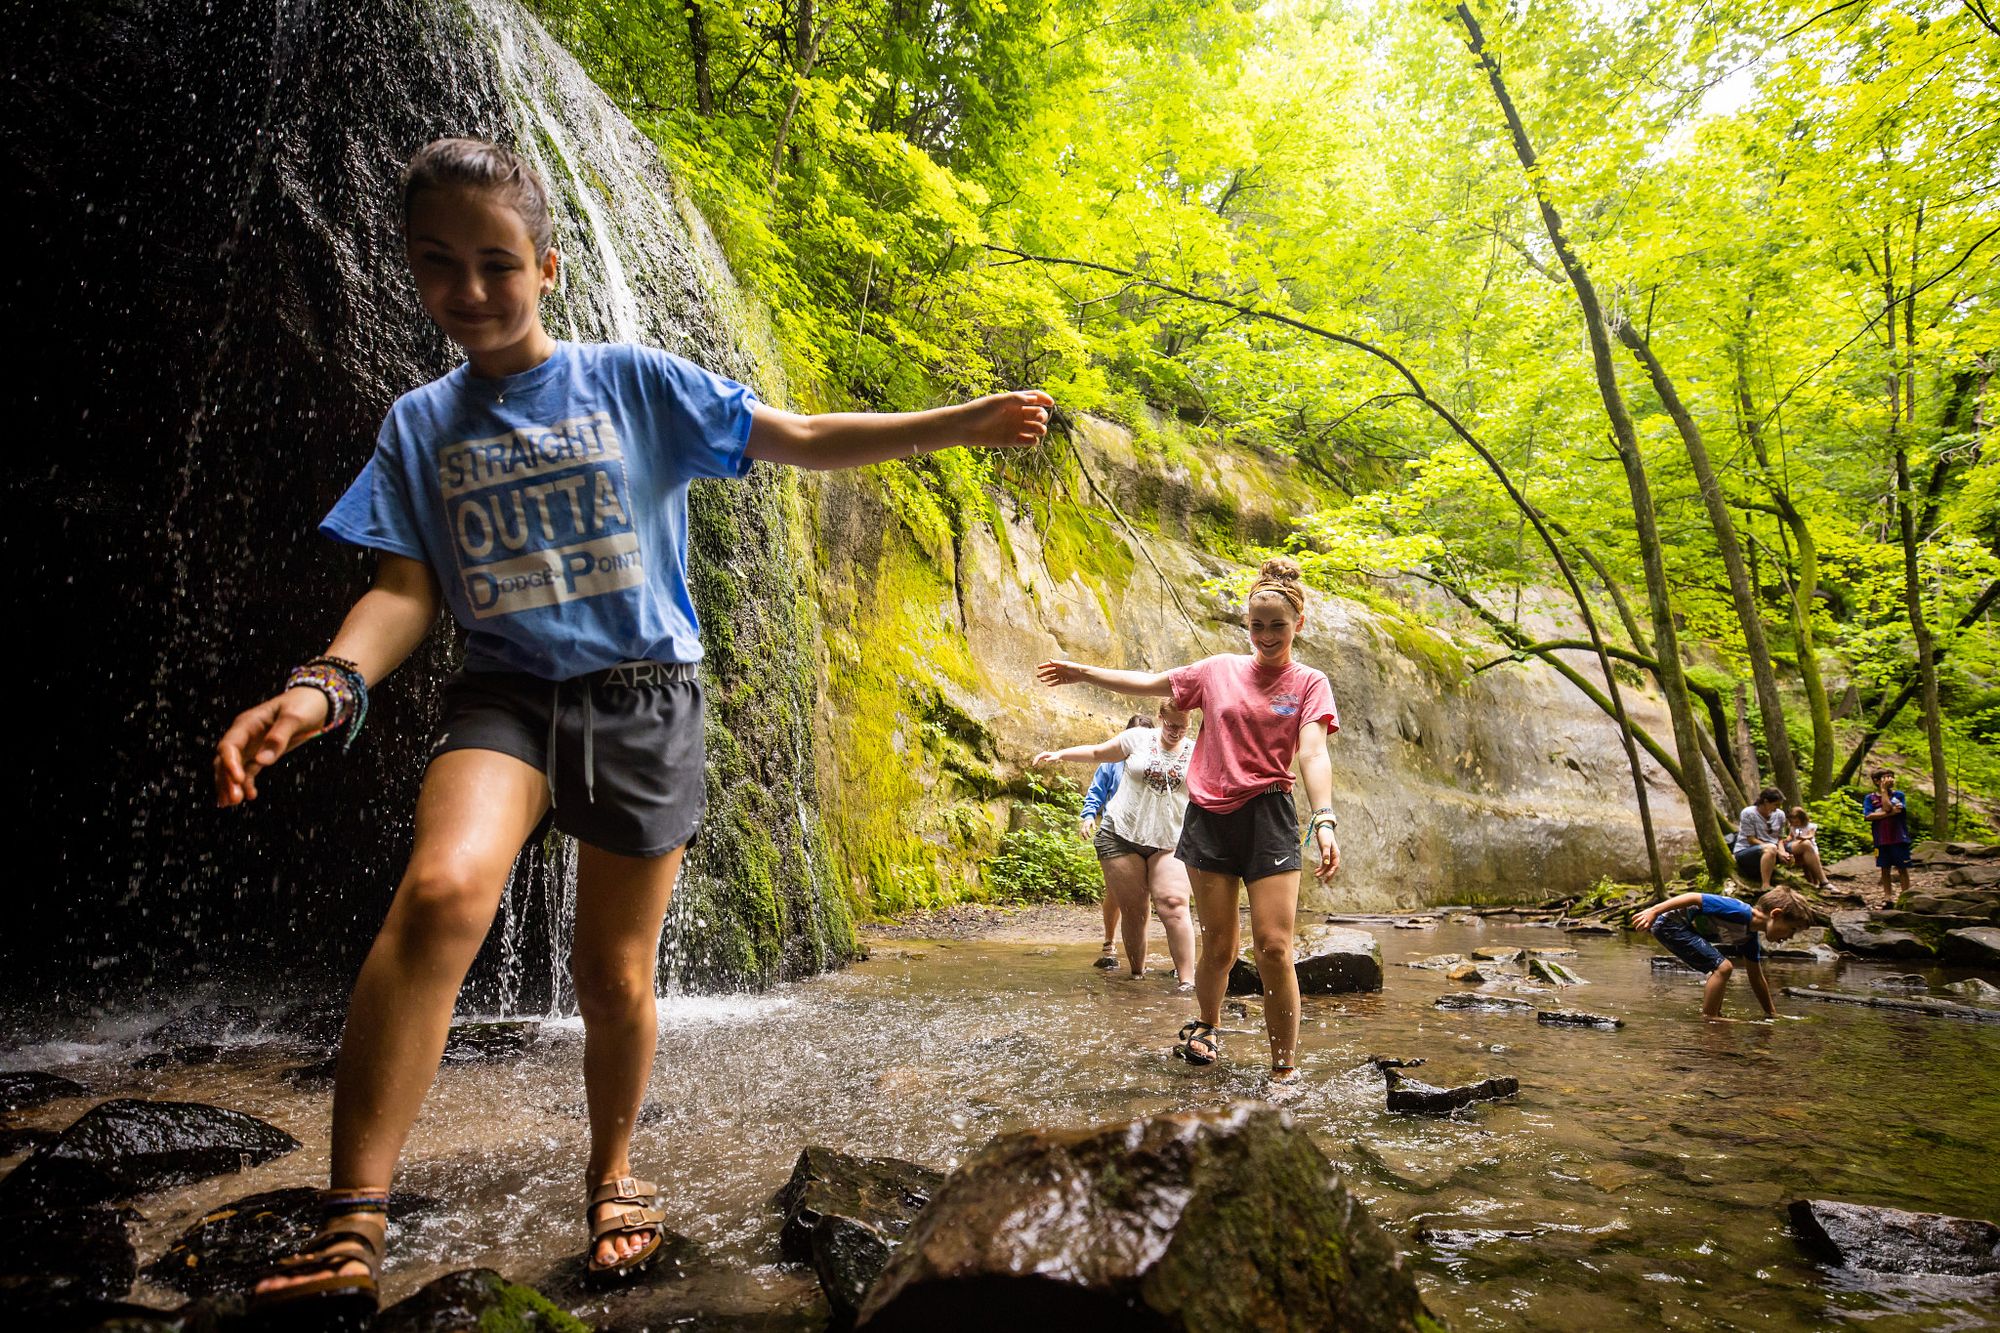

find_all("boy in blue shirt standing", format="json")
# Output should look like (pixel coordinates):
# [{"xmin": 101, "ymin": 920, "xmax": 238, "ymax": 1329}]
[
  {"xmin": 1633, "ymin": 887, "xmax": 1816, "ymax": 1020},
  {"xmin": 1863, "ymin": 768, "xmax": 1913, "ymax": 909}
]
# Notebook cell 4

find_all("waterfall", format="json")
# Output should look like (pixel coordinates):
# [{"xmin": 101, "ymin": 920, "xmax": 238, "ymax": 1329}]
[{"xmin": 4, "ymin": 0, "xmax": 855, "ymax": 1013}]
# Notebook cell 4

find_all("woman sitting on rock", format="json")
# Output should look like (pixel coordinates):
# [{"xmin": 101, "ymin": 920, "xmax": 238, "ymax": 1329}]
[
  {"xmin": 1036, "ymin": 558, "xmax": 1340, "ymax": 1087},
  {"xmin": 1034, "ymin": 705, "xmax": 1200, "ymax": 987}
]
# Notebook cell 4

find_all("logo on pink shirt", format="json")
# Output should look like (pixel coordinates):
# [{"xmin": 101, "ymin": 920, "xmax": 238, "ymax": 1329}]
[{"xmin": 1270, "ymin": 691, "xmax": 1301, "ymax": 717}]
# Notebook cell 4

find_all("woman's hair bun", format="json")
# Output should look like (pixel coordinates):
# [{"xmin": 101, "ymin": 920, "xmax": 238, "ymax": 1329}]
[{"xmin": 1257, "ymin": 557, "xmax": 1302, "ymax": 584}]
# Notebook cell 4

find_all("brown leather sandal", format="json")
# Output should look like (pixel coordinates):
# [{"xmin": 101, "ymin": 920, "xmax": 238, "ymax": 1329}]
[
  {"xmin": 585, "ymin": 1175, "xmax": 670, "ymax": 1285},
  {"xmin": 247, "ymin": 1187, "xmax": 387, "ymax": 1324}
]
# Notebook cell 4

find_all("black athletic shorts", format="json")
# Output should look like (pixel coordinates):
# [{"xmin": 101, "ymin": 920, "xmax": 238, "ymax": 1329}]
[
  {"xmin": 1175, "ymin": 789, "xmax": 1300, "ymax": 880},
  {"xmin": 431, "ymin": 663, "xmax": 705, "ymax": 859}
]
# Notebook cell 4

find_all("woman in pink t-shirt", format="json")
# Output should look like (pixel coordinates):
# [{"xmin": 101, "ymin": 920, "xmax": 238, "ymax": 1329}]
[{"xmin": 1037, "ymin": 558, "xmax": 1340, "ymax": 1087}]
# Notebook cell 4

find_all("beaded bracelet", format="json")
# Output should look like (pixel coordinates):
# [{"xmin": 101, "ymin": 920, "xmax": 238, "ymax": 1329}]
[{"xmin": 284, "ymin": 656, "xmax": 369, "ymax": 752}]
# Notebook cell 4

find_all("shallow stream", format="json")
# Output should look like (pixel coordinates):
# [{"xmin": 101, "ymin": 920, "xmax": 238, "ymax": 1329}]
[{"xmin": 5, "ymin": 917, "xmax": 1998, "ymax": 1331}]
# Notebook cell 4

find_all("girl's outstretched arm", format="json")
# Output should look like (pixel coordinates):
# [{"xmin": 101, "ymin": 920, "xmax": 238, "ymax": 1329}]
[
  {"xmin": 213, "ymin": 554, "xmax": 442, "ymax": 807},
  {"xmin": 1036, "ymin": 660, "xmax": 1174, "ymax": 697},
  {"xmin": 1032, "ymin": 737, "xmax": 1129, "ymax": 767},
  {"xmin": 745, "ymin": 391, "xmax": 1052, "ymax": 470},
  {"xmin": 1298, "ymin": 720, "xmax": 1340, "ymax": 883}
]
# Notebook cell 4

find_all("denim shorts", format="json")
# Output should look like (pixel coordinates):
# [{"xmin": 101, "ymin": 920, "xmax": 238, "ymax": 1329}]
[
  {"xmin": 1733, "ymin": 844, "xmax": 1770, "ymax": 879},
  {"xmin": 1652, "ymin": 910, "xmax": 1725, "ymax": 975}
]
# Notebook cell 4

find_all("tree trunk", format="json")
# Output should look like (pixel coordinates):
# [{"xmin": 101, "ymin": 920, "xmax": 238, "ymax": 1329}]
[
  {"xmin": 1733, "ymin": 682, "xmax": 1761, "ymax": 797},
  {"xmin": 1885, "ymin": 220, "xmax": 1952, "ymax": 838},
  {"xmin": 1619, "ymin": 322, "xmax": 1799, "ymax": 803},
  {"xmin": 687, "ymin": 0, "xmax": 715, "ymax": 116},
  {"xmin": 1454, "ymin": 4, "xmax": 1732, "ymax": 880}
]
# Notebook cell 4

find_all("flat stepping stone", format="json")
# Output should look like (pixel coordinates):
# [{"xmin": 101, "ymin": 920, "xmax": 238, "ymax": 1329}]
[
  {"xmin": 0, "ymin": 1098, "xmax": 299, "ymax": 1208},
  {"xmin": 1537, "ymin": 1010, "xmax": 1623, "ymax": 1029}
]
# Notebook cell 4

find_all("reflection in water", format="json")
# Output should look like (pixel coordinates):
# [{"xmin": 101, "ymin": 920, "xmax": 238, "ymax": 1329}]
[{"xmin": 3, "ymin": 921, "xmax": 1997, "ymax": 1330}]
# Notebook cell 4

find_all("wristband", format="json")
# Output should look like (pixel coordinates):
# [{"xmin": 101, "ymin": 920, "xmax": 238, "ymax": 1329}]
[{"xmin": 285, "ymin": 656, "xmax": 370, "ymax": 752}]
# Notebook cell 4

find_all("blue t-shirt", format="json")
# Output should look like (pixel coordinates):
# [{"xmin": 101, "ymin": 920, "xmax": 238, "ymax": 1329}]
[
  {"xmin": 1697, "ymin": 892, "xmax": 1762, "ymax": 962},
  {"xmin": 322, "ymin": 342, "xmax": 757, "ymax": 679},
  {"xmin": 1863, "ymin": 790, "xmax": 1910, "ymax": 846},
  {"xmin": 1081, "ymin": 762, "xmax": 1122, "ymax": 819}
]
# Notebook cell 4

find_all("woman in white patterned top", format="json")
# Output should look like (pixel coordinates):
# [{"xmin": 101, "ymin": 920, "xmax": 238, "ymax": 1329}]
[{"xmin": 1035, "ymin": 704, "xmax": 1198, "ymax": 987}]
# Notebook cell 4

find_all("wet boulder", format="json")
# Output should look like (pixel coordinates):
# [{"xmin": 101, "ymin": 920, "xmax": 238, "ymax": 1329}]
[
  {"xmin": 140, "ymin": 1186, "xmax": 433, "ymax": 1297},
  {"xmin": 774, "ymin": 1147, "xmax": 945, "ymax": 1323},
  {"xmin": 0, "ymin": 1203, "xmax": 136, "ymax": 1304},
  {"xmin": 375, "ymin": 1268, "xmax": 590, "ymax": 1332},
  {"xmin": 1385, "ymin": 1071, "xmax": 1519, "ymax": 1115},
  {"xmin": 1226, "ymin": 925, "xmax": 1382, "ymax": 996},
  {"xmin": 856, "ymin": 1103, "xmax": 1435, "ymax": 1332},
  {"xmin": 0, "ymin": 1127, "xmax": 59, "ymax": 1156},
  {"xmin": 441, "ymin": 1020, "xmax": 542, "ymax": 1064},
  {"xmin": 1942, "ymin": 927, "xmax": 2000, "ymax": 967},
  {"xmin": 1433, "ymin": 993, "xmax": 1535, "ymax": 1013},
  {"xmin": 1788, "ymin": 1199, "xmax": 2000, "ymax": 1276},
  {"xmin": 1946, "ymin": 977, "xmax": 2000, "ymax": 1003},
  {"xmin": 0, "ymin": 1071, "xmax": 87, "ymax": 1112},
  {"xmin": 1526, "ymin": 958, "xmax": 1585, "ymax": 986},
  {"xmin": 0, "ymin": 1099, "xmax": 299, "ymax": 1208},
  {"xmin": 1827, "ymin": 917, "xmax": 1935, "ymax": 960},
  {"xmin": 1536, "ymin": 1010, "xmax": 1623, "ymax": 1029}
]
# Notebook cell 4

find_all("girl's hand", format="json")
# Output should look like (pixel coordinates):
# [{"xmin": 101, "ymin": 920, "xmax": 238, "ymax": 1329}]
[
  {"xmin": 1079, "ymin": 816, "xmax": 1098, "ymax": 840},
  {"xmin": 960, "ymin": 390, "xmax": 1054, "ymax": 450},
  {"xmin": 1036, "ymin": 660, "xmax": 1086, "ymax": 687},
  {"xmin": 1313, "ymin": 829, "xmax": 1340, "ymax": 882},
  {"xmin": 214, "ymin": 687, "xmax": 329, "ymax": 807},
  {"xmin": 1031, "ymin": 750, "xmax": 1060, "ymax": 767}
]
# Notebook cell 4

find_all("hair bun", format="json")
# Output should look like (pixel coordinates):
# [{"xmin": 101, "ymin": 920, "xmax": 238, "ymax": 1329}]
[{"xmin": 1257, "ymin": 557, "xmax": 1302, "ymax": 584}]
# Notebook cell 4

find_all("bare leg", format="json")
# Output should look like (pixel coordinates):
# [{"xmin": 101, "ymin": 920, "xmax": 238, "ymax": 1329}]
[
  {"xmin": 571, "ymin": 841, "xmax": 685, "ymax": 1269},
  {"xmin": 1702, "ymin": 959, "xmax": 1736, "ymax": 1018},
  {"xmin": 1795, "ymin": 843, "xmax": 1826, "ymax": 886},
  {"xmin": 1101, "ymin": 853, "xmax": 1151, "ymax": 976},
  {"xmin": 1146, "ymin": 852, "xmax": 1197, "ymax": 983},
  {"xmin": 1100, "ymin": 874, "xmax": 1120, "ymax": 950},
  {"xmin": 1878, "ymin": 864, "xmax": 1892, "ymax": 905},
  {"xmin": 257, "ymin": 749, "xmax": 549, "ymax": 1297},
  {"xmin": 1187, "ymin": 869, "xmax": 1241, "ymax": 1032},
  {"xmin": 1759, "ymin": 844, "xmax": 1777, "ymax": 890},
  {"xmin": 1245, "ymin": 873, "xmax": 1301, "ymax": 1070}
]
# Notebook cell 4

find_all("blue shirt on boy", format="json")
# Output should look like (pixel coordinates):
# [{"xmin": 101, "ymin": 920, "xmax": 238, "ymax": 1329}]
[
  {"xmin": 1696, "ymin": 892, "xmax": 1762, "ymax": 962},
  {"xmin": 322, "ymin": 342, "xmax": 756, "ymax": 680},
  {"xmin": 1863, "ymin": 790, "xmax": 1911, "ymax": 847}
]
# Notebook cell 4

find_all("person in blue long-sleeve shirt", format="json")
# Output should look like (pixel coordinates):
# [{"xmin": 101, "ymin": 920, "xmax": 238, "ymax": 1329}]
[{"xmin": 1076, "ymin": 717, "xmax": 1147, "ymax": 967}]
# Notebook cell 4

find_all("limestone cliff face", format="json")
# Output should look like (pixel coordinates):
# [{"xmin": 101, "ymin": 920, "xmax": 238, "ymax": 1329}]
[{"xmin": 815, "ymin": 416, "xmax": 1695, "ymax": 911}]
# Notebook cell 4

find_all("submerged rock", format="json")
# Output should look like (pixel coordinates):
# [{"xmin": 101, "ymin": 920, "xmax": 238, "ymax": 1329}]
[
  {"xmin": 1536, "ymin": 1010, "xmax": 1623, "ymax": 1029},
  {"xmin": 1650, "ymin": 955, "xmax": 1696, "ymax": 972},
  {"xmin": 774, "ymin": 1147, "xmax": 944, "ymax": 1322},
  {"xmin": 1945, "ymin": 977, "xmax": 2000, "ymax": 1003},
  {"xmin": 856, "ymin": 1103, "xmax": 1435, "ymax": 1332},
  {"xmin": 0, "ymin": 1127, "xmax": 59, "ymax": 1156},
  {"xmin": 1365, "ymin": 1056, "xmax": 1426, "ymax": 1074},
  {"xmin": 1433, "ymin": 993, "xmax": 1535, "ymax": 1013},
  {"xmin": 1405, "ymin": 953, "xmax": 1465, "ymax": 971},
  {"xmin": 143, "ymin": 1004, "xmax": 260, "ymax": 1051},
  {"xmin": 375, "ymin": 1268, "xmax": 591, "ymax": 1332},
  {"xmin": 1469, "ymin": 947, "xmax": 1521, "ymax": 964},
  {"xmin": 1525, "ymin": 946, "xmax": 1578, "ymax": 959},
  {"xmin": 0, "ymin": 1098, "xmax": 300, "ymax": 1208},
  {"xmin": 441, "ymin": 1021, "xmax": 542, "ymax": 1064},
  {"xmin": 1765, "ymin": 943, "xmax": 1841, "ymax": 963},
  {"xmin": 1789, "ymin": 1199, "xmax": 2000, "ymax": 1276},
  {"xmin": 1867, "ymin": 974, "xmax": 1930, "ymax": 991},
  {"xmin": 1445, "ymin": 963, "xmax": 1488, "ymax": 984},
  {"xmin": 1942, "ymin": 927, "xmax": 2000, "ymax": 967},
  {"xmin": 0, "ymin": 1203, "xmax": 136, "ymax": 1303},
  {"xmin": 1385, "ymin": 1071, "xmax": 1519, "ymax": 1115},
  {"xmin": 141, "ymin": 1186, "xmax": 433, "ymax": 1297},
  {"xmin": 0, "ymin": 1071, "xmax": 87, "ymax": 1112},
  {"xmin": 1561, "ymin": 923, "xmax": 1616, "ymax": 935},
  {"xmin": 1227, "ymin": 926, "xmax": 1382, "ymax": 996},
  {"xmin": 1526, "ymin": 958, "xmax": 1585, "ymax": 986}
]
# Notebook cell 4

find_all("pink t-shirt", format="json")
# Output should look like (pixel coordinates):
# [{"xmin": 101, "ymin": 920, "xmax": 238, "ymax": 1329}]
[{"xmin": 1167, "ymin": 654, "xmax": 1338, "ymax": 813}]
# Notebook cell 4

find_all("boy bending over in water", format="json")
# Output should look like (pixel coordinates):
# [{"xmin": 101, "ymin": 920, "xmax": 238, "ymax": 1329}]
[
  {"xmin": 1632, "ymin": 887, "xmax": 1816, "ymax": 1020},
  {"xmin": 216, "ymin": 136, "xmax": 1050, "ymax": 1322}
]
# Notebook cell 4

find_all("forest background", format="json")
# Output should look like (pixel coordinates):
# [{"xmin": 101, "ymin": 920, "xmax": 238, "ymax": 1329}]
[{"xmin": 527, "ymin": 0, "xmax": 2000, "ymax": 896}]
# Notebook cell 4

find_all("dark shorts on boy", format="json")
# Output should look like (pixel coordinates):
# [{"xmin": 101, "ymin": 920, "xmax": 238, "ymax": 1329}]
[
  {"xmin": 1651, "ymin": 910, "xmax": 1727, "ymax": 975},
  {"xmin": 1093, "ymin": 823, "xmax": 1161, "ymax": 862},
  {"xmin": 1733, "ymin": 842, "xmax": 1772, "ymax": 879},
  {"xmin": 431, "ymin": 663, "xmax": 705, "ymax": 858},
  {"xmin": 1175, "ymin": 789, "xmax": 1300, "ymax": 880},
  {"xmin": 1876, "ymin": 841, "xmax": 1913, "ymax": 869}
]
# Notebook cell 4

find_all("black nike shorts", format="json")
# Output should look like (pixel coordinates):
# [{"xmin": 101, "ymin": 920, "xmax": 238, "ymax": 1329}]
[
  {"xmin": 1175, "ymin": 789, "xmax": 1301, "ymax": 880},
  {"xmin": 430, "ymin": 662, "xmax": 705, "ymax": 859}
]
